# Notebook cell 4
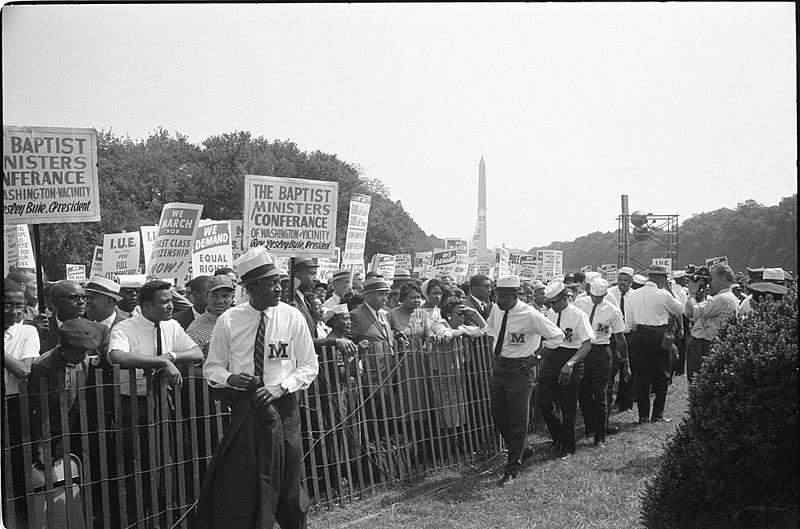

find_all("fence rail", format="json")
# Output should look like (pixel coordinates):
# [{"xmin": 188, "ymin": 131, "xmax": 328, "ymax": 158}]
[{"xmin": 2, "ymin": 335, "xmax": 539, "ymax": 528}]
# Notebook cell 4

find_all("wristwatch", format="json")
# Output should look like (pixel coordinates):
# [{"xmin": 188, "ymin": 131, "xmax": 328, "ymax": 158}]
[
  {"xmin": 167, "ymin": 352, "xmax": 177, "ymax": 363},
  {"xmin": 279, "ymin": 382, "xmax": 290, "ymax": 395},
  {"xmin": 565, "ymin": 360, "xmax": 575, "ymax": 369}
]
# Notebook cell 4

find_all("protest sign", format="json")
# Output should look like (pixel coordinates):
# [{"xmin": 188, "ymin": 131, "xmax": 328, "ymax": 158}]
[
  {"xmin": 102, "ymin": 231, "xmax": 141, "ymax": 276},
  {"xmin": 342, "ymin": 194, "xmax": 371, "ymax": 270},
  {"xmin": 651, "ymin": 258, "xmax": 673, "ymax": 272},
  {"xmin": 317, "ymin": 247, "xmax": 341, "ymax": 282},
  {"xmin": 394, "ymin": 253, "xmax": 412, "ymax": 271},
  {"xmin": 370, "ymin": 253, "xmax": 396, "ymax": 279},
  {"xmin": 192, "ymin": 220, "xmax": 233, "ymax": 277},
  {"xmin": 432, "ymin": 249, "xmax": 458, "ymax": 279},
  {"xmin": 3, "ymin": 126, "xmax": 101, "ymax": 224},
  {"xmin": 580, "ymin": 265, "xmax": 592, "ymax": 273},
  {"xmin": 3, "ymin": 224, "xmax": 35, "ymax": 276},
  {"xmin": 146, "ymin": 203, "xmax": 203, "ymax": 280},
  {"xmin": 705, "ymin": 256, "xmax": 728, "ymax": 267},
  {"xmin": 493, "ymin": 247, "xmax": 511, "ymax": 278},
  {"xmin": 90, "ymin": 246, "xmax": 103, "ymax": 277},
  {"xmin": 140, "ymin": 225, "xmax": 158, "ymax": 271},
  {"xmin": 599, "ymin": 263, "xmax": 618, "ymax": 284},
  {"xmin": 537, "ymin": 250, "xmax": 563, "ymax": 281},
  {"xmin": 66, "ymin": 264, "xmax": 86, "ymax": 281},
  {"xmin": 227, "ymin": 220, "xmax": 246, "ymax": 266},
  {"xmin": 243, "ymin": 175, "xmax": 338, "ymax": 258},
  {"xmin": 518, "ymin": 254, "xmax": 542, "ymax": 280},
  {"xmin": 414, "ymin": 251, "xmax": 433, "ymax": 279},
  {"xmin": 467, "ymin": 208, "xmax": 487, "ymax": 265},
  {"xmin": 475, "ymin": 254, "xmax": 495, "ymax": 278}
]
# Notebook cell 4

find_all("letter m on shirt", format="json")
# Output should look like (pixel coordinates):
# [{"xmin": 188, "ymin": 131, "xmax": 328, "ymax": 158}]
[
  {"xmin": 267, "ymin": 341, "xmax": 290, "ymax": 359},
  {"xmin": 509, "ymin": 332, "xmax": 525, "ymax": 344}
]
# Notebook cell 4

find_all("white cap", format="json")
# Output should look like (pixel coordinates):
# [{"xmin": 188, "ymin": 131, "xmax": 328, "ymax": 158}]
[
  {"xmin": 618, "ymin": 267, "xmax": 635, "ymax": 277},
  {"xmin": 763, "ymin": 267, "xmax": 785, "ymax": 281},
  {"xmin": 496, "ymin": 275, "xmax": 521, "ymax": 290},
  {"xmin": 590, "ymin": 278, "xmax": 609, "ymax": 296},
  {"xmin": 117, "ymin": 274, "xmax": 147, "ymax": 288},
  {"xmin": 235, "ymin": 246, "xmax": 279, "ymax": 284},
  {"xmin": 672, "ymin": 270, "xmax": 686, "ymax": 279},
  {"xmin": 544, "ymin": 280, "xmax": 567, "ymax": 300},
  {"xmin": 633, "ymin": 274, "xmax": 647, "ymax": 285},
  {"xmin": 322, "ymin": 303, "xmax": 349, "ymax": 323},
  {"xmin": 532, "ymin": 280, "xmax": 546, "ymax": 291},
  {"xmin": 585, "ymin": 271, "xmax": 601, "ymax": 282}
]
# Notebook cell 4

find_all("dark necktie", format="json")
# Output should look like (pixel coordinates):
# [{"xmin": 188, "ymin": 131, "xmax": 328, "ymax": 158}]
[
  {"xmin": 556, "ymin": 311, "xmax": 562, "ymax": 328},
  {"xmin": 254, "ymin": 312, "xmax": 265, "ymax": 380},
  {"xmin": 589, "ymin": 305, "xmax": 597, "ymax": 324},
  {"xmin": 620, "ymin": 293, "xmax": 626, "ymax": 322},
  {"xmin": 494, "ymin": 310, "xmax": 508, "ymax": 358},
  {"xmin": 155, "ymin": 321, "xmax": 163, "ymax": 357}
]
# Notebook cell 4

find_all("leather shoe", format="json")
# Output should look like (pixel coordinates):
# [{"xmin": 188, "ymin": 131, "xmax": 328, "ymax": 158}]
[
  {"xmin": 605, "ymin": 426, "xmax": 620, "ymax": 436},
  {"xmin": 497, "ymin": 473, "xmax": 516, "ymax": 486},
  {"xmin": 651, "ymin": 416, "xmax": 673, "ymax": 423},
  {"xmin": 521, "ymin": 447, "xmax": 535, "ymax": 466},
  {"xmin": 638, "ymin": 416, "xmax": 649, "ymax": 424}
]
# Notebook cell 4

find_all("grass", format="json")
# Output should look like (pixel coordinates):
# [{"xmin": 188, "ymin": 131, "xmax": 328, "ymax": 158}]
[{"xmin": 309, "ymin": 375, "xmax": 690, "ymax": 529}]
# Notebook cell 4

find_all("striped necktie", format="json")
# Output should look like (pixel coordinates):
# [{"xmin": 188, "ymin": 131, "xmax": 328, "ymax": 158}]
[{"xmin": 254, "ymin": 312, "xmax": 265, "ymax": 380}]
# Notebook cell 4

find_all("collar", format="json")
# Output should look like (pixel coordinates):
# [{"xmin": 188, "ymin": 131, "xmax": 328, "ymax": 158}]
[
  {"xmin": 4, "ymin": 321, "xmax": 21, "ymax": 339},
  {"xmin": 133, "ymin": 312, "xmax": 163, "ymax": 329},
  {"xmin": 98, "ymin": 311, "xmax": 117, "ymax": 328},
  {"xmin": 246, "ymin": 303, "xmax": 274, "ymax": 318},
  {"xmin": 470, "ymin": 295, "xmax": 485, "ymax": 308},
  {"xmin": 644, "ymin": 281, "xmax": 658, "ymax": 288},
  {"xmin": 366, "ymin": 303, "xmax": 381, "ymax": 320},
  {"xmin": 192, "ymin": 306, "xmax": 203, "ymax": 319},
  {"xmin": 56, "ymin": 316, "xmax": 66, "ymax": 328},
  {"xmin": 714, "ymin": 287, "xmax": 733, "ymax": 295}
]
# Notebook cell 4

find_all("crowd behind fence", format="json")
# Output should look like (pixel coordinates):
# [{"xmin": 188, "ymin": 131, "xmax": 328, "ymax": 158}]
[{"xmin": 2, "ymin": 335, "xmax": 544, "ymax": 529}]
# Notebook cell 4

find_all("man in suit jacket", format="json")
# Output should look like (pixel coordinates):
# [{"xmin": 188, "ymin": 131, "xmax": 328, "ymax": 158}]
[
  {"xmin": 37, "ymin": 280, "xmax": 99, "ymax": 353},
  {"xmin": 347, "ymin": 275, "xmax": 396, "ymax": 426},
  {"xmin": 463, "ymin": 274, "xmax": 494, "ymax": 320},
  {"xmin": 172, "ymin": 275, "xmax": 210, "ymax": 330}
]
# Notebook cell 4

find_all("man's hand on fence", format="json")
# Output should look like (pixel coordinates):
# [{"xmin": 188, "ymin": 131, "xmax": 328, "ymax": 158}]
[
  {"xmin": 335, "ymin": 338, "xmax": 358, "ymax": 356},
  {"xmin": 159, "ymin": 360, "xmax": 183, "ymax": 388}
]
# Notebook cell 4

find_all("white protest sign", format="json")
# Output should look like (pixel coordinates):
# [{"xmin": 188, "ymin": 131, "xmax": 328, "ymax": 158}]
[
  {"xmin": 227, "ymin": 220, "xmax": 246, "ymax": 266},
  {"xmin": 414, "ymin": 251, "xmax": 433, "ymax": 278},
  {"xmin": 704, "ymin": 256, "xmax": 728, "ymax": 267},
  {"xmin": 3, "ymin": 224, "xmax": 35, "ymax": 276},
  {"xmin": 651, "ymin": 258, "xmax": 673, "ymax": 272},
  {"xmin": 599, "ymin": 263, "xmax": 618, "ymax": 284},
  {"xmin": 147, "ymin": 203, "xmax": 203, "ymax": 280},
  {"xmin": 432, "ymin": 249, "xmax": 458, "ymax": 279},
  {"xmin": 102, "ymin": 231, "xmax": 141, "ymax": 276},
  {"xmin": 317, "ymin": 247, "xmax": 341, "ymax": 283},
  {"xmin": 243, "ymin": 175, "xmax": 338, "ymax": 258},
  {"xmin": 518, "ymin": 254, "xmax": 541, "ymax": 280},
  {"xmin": 3, "ymin": 126, "xmax": 101, "ymax": 224},
  {"xmin": 537, "ymin": 250, "xmax": 563, "ymax": 281},
  {"xmin": 394, "ymin": 253, "xmax": 412, "ymax": 271},
  {"xmin": 66, "ymin": 264, "xmax": 86, "ymax": 281},
  {"xmin": 192, "ymin": 220, "xmax": 233, "ymax": 277},
  {"xmin": 467, "ymin": 208, "xmax": 487, "ymax": 265},
  {"xmin": 140, "ymin": 225, "xmax": 158, "ymax": 271},
  {"xmin": 371, "ymin": 253, "xmax": 396, "ymax": 279},
  {"xmin": 342, "ymin": 194, "xmax": 371, "ymax": 269},
  {"xmin": 90, "ymin": 246, "xmax": 104, "ymax": 277}
]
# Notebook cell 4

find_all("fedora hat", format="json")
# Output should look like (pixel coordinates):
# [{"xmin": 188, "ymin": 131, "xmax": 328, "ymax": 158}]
[
  {"xmin": 85, "ymin": 276, "xmax": 122, "ymax": 301},
  {"xmin": 235, "ymin": 247, "xmax": 280, "ymax": 285}
]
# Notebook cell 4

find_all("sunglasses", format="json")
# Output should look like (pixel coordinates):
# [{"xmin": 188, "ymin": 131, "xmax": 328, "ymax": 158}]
[{"xmin": 57, "ymin": 294, "xmax": 88, "ymax": 302}]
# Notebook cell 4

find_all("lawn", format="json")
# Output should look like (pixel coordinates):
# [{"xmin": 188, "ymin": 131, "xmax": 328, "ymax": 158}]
[{"xmin": 309, "ymin": 375, "xmax": 690, "ymax": 529}]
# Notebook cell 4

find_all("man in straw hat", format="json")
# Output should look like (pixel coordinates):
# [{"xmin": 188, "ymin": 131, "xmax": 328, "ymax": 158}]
[
  {"xmin": 488, "ymin": 275, "xmax": 563, "ymax": 485},
  {"xmin": 540, "ymin": 279, "xmax": 595, "ymax": 458},
  {"xmin": 684, "ymin": 263, "xmax": 740, "ymax": 382},
  {"xmin": 84, "ymin": 276, "xmax": 127, "ymax": 329},
  {"xmin": 199, "ymin": 246, "xmax": 318, "ymax": 529}
]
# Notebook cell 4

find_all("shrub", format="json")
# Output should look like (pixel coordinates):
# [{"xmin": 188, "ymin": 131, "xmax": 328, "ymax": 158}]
[{"xmin": 641, "ymin": 287, "xmax": 799, "ymax": 529}]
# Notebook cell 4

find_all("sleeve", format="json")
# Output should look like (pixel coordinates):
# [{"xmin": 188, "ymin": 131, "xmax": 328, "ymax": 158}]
[
  {"xmin": 108, "ymin": 323, "xmax": 131, "ymax": 353},
  {"xmin": 664, "ymin": 291, "xmax": 685, "ymax": 316},
  {"xmin": 609, "ymin": 307, "xmax": 626, "ymax": 334},
  {"xmin": 574, "ymin": 310, "xmax": 596, "ymax": 343},
  {"xmin": 486, "ymin": 308, "xmax": 497, "ymax": 340},
  {"xmin": 532, "ymin": 310, "xmax": 565, "ymax": 348},
  {"xmin": 280, "ymin": 312, "xmax": 319, "ymax": 393},
  {"xmin": 19, "ymin": 326, "xmax": 41, "ymax": 361},
  {"xmin": 204, "ymin": 315, "xmax": 233, "ymax": 387},
  {"xmin": 692, "ymin": 294, "xmax": 735, "ymax": 321}
]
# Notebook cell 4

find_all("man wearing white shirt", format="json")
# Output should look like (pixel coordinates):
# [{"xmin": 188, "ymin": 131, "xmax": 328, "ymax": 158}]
[
  {"xmin": 606, "ymin": 266, "xmax": 636, "ymax": 413},
  {"xmin": 200, "ymin": 246, "xmax": 318, "ymax": 529},
  {"xmin": 626, "ymin": 265, "xmax": 684, "ymax": 423},
  {"xmin": 322, "ymin": 268, "xmax": 352, "ymax": 312},
  {"xmin": 541, "ymin": 280, "xmax": 595, "ymax": 458},
  {"xmin": 488, "ymin": 275, "xmax": 564, "ymax": 485}
]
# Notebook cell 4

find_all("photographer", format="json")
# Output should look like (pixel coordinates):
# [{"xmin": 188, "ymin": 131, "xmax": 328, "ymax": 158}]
[{"xmin": 684, "ymin": 263, "xmax": 740, "ymax": 382}]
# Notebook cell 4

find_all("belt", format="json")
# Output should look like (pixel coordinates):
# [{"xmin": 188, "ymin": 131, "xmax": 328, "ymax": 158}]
[
  {"xmin": 497, "ymin": 355, "xmax": 534, "ymax": 362},
  {"xmin": 638, "ymin": 324, "xmax": 667, "ymax": 330}
]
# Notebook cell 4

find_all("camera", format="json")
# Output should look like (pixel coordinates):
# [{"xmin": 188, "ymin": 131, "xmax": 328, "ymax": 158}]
[{"xmin": 685, "ymin": 264, "xmax": 711, "ymax": 288}]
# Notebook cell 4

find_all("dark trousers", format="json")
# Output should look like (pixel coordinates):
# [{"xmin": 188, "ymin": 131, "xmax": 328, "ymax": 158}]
[
  {"xmin": 205, "ymin": 388, "xmax": 308, "ymax": 529},
  {"xmin": 489, "ymin": 356, "xmax": 536, "ymax": 475},
  {"xmin": 606, "ymin": 345, "xmax": 621, "ymax": 428},
  {"xmin": 578, "ymin": 345, "xmax": 612, "ymax": 442},
  {"xmin": 120, "ymin": 395, "xmax": 155, "ymax": 524},
  {"xmin": 4, "ymin": 395, "xmax": 27, "ymax": 527},
  {"xmin": 634, "ymin": 327, "xmax": 671, "ymax": 420},
  {"xmin": 686, "ymin": 336, "xmax": 712, "ymax": 383},
  {"xmin": 615, "ymin": 333, "xmax": 636, "ymax": 411},
  {"xmin": 672, "ymin": 315, "xmax": 691, "ymax": 376},
  {"xmin": 538, "ymin": 348, "xmax": 583, "ymax": 455}
]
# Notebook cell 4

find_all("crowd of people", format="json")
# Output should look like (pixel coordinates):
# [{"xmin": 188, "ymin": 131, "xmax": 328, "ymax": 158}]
[{"xmin": 3, "ymin": 253, "xmax": 794, "ymax": 526}]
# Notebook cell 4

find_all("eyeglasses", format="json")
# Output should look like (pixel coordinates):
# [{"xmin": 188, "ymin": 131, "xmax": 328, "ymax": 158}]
[
  {"xmin": 56, "ymin": 294, "xmax": 87, "ymax": 302},
  {"xmin": 3, "ymin": 302, "xmax": 26, "ymax": 310}
]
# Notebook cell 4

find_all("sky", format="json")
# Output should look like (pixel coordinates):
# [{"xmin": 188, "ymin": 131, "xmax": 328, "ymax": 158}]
[{"xmin": 2, "ymin": 2, "xmax": 796, "ymax": 251}]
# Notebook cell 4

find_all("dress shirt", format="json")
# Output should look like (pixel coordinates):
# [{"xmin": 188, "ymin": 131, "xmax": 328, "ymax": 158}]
[
  {"xmin": 487, "ymin": 301, "xmax": 564, "ymax": 358},
  {"xmin": 4, "ymin": 322, "xmax": 40, "ymax": 395},
  {"xmin": 109, "ymin": 313, "xmax": 200, "ymax": 396},
  {"xmin": 187, "ymin": 310, "xmax": 221, "ymax": 356},
  {"xmin": 671, "ymin": 283, "xmax": 688, "ymax": 305},
  {"xmin": 544, "ymin": 303, "xmax": 596, "ymax": 350},
  {"xmin": 573, "ymin": 297, "xmax": 625, "ymax": 345},
  {"xmin": 627, "ymin": 282, "xmax": 684, "ymax": 327},
  {"xmin": 204, "ymin": 301, "xmax": 318, "ymax": 393},
  {"xmin": 687, "ymin": 288, "xmax": 739, "ymax": 340}
]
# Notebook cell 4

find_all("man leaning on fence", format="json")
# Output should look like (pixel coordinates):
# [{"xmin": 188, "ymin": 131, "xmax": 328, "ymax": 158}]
[
  {"xmin": 200, "ymin": 246, "xmax": 318, "ymax": 529},
  {"xmin": 488, "ymin": 275, "xmax": 564, "ymax": 486}
]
